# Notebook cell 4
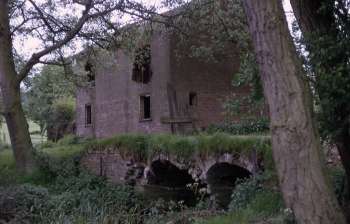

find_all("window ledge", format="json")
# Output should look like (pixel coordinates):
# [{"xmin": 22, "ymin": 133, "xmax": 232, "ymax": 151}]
[{"xmin": 139, "ymin": 118, "xmax": 152, "ymax": 122}]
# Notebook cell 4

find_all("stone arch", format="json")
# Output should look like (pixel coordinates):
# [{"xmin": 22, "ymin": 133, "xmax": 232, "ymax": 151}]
[
  {"xmin": 206, "ymin": 162, "xmax": 252, "ymax": 187},
  {"xmin": 147, "ymin": 159, "xmax": 194, "ymax": 187},
  {"xmin": 206, "ymin": 162, "xmax": 252, "ymax": 208}
]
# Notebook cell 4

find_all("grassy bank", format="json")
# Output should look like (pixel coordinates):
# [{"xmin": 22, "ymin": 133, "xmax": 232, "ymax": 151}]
[
  {"xmin": 0, "ymin": 134, "xmax": 282, "ymax": 223},
  {"xmin": 0, "ymin": 120, "xmax": 46, "ymax": 146},
  {"xmin": 0, "ymin": 134, "xmax": 347, "ymax": 223}
]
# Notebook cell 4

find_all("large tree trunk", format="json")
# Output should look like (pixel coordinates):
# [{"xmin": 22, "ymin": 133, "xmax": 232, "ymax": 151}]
[
  {"xmin": 0, "ymin": 0, "xmax": 35, "ymax": 173},
  {"xmin": 242, "ymin": 1, "xmax": 346, "ymax": 223},
  {"xmin": 290, "ymin": 0, "xmax": 350, "ymax": 204}
]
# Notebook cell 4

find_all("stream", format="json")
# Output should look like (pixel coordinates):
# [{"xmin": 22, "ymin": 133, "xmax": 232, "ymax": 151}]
[{"xmin": 135, "ymin": 184, "xmax": 235, "ymax": 209}]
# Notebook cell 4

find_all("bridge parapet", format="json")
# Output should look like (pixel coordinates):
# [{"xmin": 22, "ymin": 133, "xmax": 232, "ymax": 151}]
[{"xmin": 80, "ymin": 134, "xmax": 271, "ymax": 188}]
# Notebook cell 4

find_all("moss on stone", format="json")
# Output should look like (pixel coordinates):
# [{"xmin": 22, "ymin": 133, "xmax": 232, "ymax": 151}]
[{"xmin": 83, "ymin": 133, "xmax": 271, "ymax": 162}]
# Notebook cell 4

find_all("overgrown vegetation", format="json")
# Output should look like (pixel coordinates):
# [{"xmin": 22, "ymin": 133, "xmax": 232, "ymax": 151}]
[
  {"xmin": 25, "ymin": 65, "xmax": 76, "ymax": 141},
  {"xmin": 207, "ymin": 118, "xmax": 270, "ymax": 135},
  {"xmin": 84, "ymin": 133, "xmax": 271, "ymax": 164},
  {"xmin": 0, "ymin": 139, "xmax": 143, "ymax": 223},
  {"xmin": 0, "ymin": 173, "xmax": 144, "ymax": 223},
  {"xmin": 0, "ymin": 133, "xmax": 348, "ymax": 223}
]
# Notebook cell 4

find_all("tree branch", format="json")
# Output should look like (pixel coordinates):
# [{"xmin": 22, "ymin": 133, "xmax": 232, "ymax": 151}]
[
  {"xmin": 28, "ymin": 0, "xmax": 55, "ymax": 34},
  {"xmin": 16, "ymin": 0, "xmax": 131, "ymax": 84},
  {"xmin": 16, "ymin": 0, "xmax": 95, "ymax": 84}
]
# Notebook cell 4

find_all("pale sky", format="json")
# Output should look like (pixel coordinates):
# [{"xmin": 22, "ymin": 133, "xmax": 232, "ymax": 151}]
[{"xmin": 14, "ymin": 0, "xmax": 295, "ymax": 61}]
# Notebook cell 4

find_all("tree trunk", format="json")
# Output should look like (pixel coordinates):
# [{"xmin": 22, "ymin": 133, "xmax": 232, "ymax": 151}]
[
  {"xmin": 242, "ymin": 1, "xmax": 346, "ymax": 223},
  {"xmin": 0, "ymin": 0, "xmax": 35, "ymax": 173},
  {"xmin": 290, "ymin": 0, "xmax": 350, "ymax": 205}
]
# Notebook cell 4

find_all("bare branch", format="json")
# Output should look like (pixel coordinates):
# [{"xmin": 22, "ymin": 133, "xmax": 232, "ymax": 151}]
[
  {"xmin": 38, "ymin": 60, "xmax": 70, "ymax": 66},
  {"xmin": 28, "ymin": 0, "xmax": 55, "ymax": 34},
  {"xmin": 17, "ymin": 0, "xmax": 95, "ymax": 84},
  {"xmin": 16, "ymin": 0, "xmax": 132, "ymax": 84}
]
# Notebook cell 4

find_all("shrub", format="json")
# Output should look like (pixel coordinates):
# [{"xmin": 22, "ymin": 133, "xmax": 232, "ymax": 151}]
[
  {"xmin": 0, "ymin": 149, "xmax": 145, "ymax": 224},
  {"xmin": 43, "ymin": 172, "xmax": 143, "ymax": 222},
  {"xmin": 39, "ymin": 140, "xmax": 56, "ymax": 149},
  {"xmin": 198, "ymin": 174, "xmax": 285, "ymax": 224},
  {"xmin": 329, "ymin": 167, "xmax": 349, "ymax": 206},
  {"xmin": 47, "ymin": 97, "xmax": 76, "ymax": 142},
  {"xmin": 0, "ymin": 176, "xmax": 144, "ymax": 224},
  {"xmin": 56, "ymin": 134, "xmax": 80, "ymax": 146},
  {"xmin": 0, "ymin": 184, "xmax": 50, "ymax": 223},
  {"xmin": 229, "ymin": 176, "xmax": 263, "ymax": 212},
  {"xmin": 207, "ymin": 118, "xmax": 270, "ymax": 135}
]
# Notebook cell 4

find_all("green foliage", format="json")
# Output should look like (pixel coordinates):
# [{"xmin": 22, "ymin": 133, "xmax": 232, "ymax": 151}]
[
  {"xmin": 0, "ymin": 184, "xmax": 50, "ymax": 223},
  {"xmin": 207, "ymin": 118, "xmax": 270, "ymax": 135},
  {"xmin": 229, "ymin": 176, "xmax": 264, "ymax": 212},
  {"xmin": 0, "ymin": 149, "xmax": 18, "ymax": 186},
  {"xmin": 0, "ymin": 134, "xmax": 275, "ymax": 224},
  {"xmin": 197, "ymin": 175, "xmax": 286, "ymax": 224},
  {"xmin": 329, "ymin": 167, "xmax": 349, "ymax": 206},
  {"xmin": 0, "ymin": 176, "xmax": 143, "ymax": 224},
  {"xmin": 170, "ymin": 1, "xmax": 265, "ymax": 118},
  {"xmin": 47, "ymin": 97, "xmax": 76, "ymax": 141},
  {"xmin": 172, "ymin": 0, "xmax": 250, "ymax": 61},
  {"xmin": 25, "ymin": 65, "xmax": 76, "ymax": 140},
  {"xmin": 292, "ymin": 1, "xmax": 350, "ymax": 144},
  {"xmin": 56, "ymin": 134, "xmax": 80, "ymax": 146},
  {"xmin": 225, "ymin": 53, "xmax": 265, "ymax": 118},
  {"xmin": 196, "ymin": 192, "xmax": 286, "ymax": 224},
  {"xmin": 0, "ymin": 144, "xmax": 144, "ymax": 224},
  {"xmin": 85, "ymin": 133, "xmax": 272, "ymax": 162}
]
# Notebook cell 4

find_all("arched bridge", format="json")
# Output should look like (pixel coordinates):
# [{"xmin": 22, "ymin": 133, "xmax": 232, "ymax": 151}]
[{"xmin": 80, "ymin": 134, "xmax": 271, "ymax": 191}]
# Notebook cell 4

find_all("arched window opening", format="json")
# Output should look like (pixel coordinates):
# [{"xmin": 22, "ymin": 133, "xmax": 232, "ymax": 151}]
[
  {"xmin": 132, "ymin": 45, "xmax": 152, "ymax": 84},
  {"xmin": 85, "ymin": 62, "xmax": 95, "ymax": 86}
]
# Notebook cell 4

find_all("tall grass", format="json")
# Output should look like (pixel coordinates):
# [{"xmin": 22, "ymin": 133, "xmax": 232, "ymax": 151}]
[{"xmin": 84, "ymin": 133, "xmax": 271, "ymax": 163}]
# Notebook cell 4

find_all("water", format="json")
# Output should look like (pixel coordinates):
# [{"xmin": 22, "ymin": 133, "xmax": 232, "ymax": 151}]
[
  {"xmin": 135, "ymin": 184, "xmax": 235, "ymax": 209},
  {"xmin": 135, "ymin": 184, "xmax": 198, "ymax": 206}
]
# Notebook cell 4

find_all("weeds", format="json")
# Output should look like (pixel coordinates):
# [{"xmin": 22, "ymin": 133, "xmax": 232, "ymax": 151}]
[
  {"xmin": 0, "ymin": 133, "xmax": 278, "ymax": 224},
  {"xmin": 84, "ymin": 133, "xmax": 271, "ymax": 163}
]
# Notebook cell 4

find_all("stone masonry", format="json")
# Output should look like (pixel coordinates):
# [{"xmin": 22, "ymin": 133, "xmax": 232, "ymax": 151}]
[{"xmin": 75, "ymin": 29, "xmax": 252, "ymax": 138}]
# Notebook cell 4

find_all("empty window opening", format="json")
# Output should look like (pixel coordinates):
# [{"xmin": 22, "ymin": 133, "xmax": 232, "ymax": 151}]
[
  {"xmin": 132, "ymin": 45, "xmax": 152, "ymax": 84},
  {"xmin": 189, "ymin": 92, "xmax": 197, "ymax": 106},
  {"xmin": 140, "ymin": 95, "xmax": 151, "ymax": 120},
  {"xmin": 85, "ymin": 104, "xmax": 92, "ymax": 126},
  {"xmin": 85, "ymin": 62, "xmax": 95, "ymax": 84}
]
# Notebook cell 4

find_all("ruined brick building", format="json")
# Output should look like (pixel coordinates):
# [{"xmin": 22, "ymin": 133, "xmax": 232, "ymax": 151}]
[{"xmin": 74, "ymin": 27, "xmax": 253, "ymax": 138}]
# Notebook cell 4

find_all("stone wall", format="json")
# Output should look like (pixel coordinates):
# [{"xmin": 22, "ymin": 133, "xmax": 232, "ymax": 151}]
[
  {"xmin": 75, "ymin": 29, "xmax": 254, "ymax": 137},
  {"xmin": 80, "ymin": 149, "xmax": 261, "ymax": 188}
]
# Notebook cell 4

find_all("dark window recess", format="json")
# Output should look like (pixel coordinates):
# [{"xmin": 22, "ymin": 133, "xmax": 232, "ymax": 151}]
[
  {"xmin": 85, "ymin": 105, "xmax": 92, "ymax": 125},
  {"xmin": 85, "ymin": 62, "xmax": 95, "ymax": 83},
  {"xmin": 189, "ymin": 92, "xmax": 197, "ymax": 106},
  {"xmin": 140, "ymin": 95, "xmax": 151, "ymax": 120},
  {"xmin": 132, "ymin": 45, "xmax": 152, "ymax": 84}
]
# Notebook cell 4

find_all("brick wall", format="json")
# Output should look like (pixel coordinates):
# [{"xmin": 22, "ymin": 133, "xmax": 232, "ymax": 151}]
[{"xmin": 76, "ymin": 30, "xmax": 254, "ymax": 137}]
